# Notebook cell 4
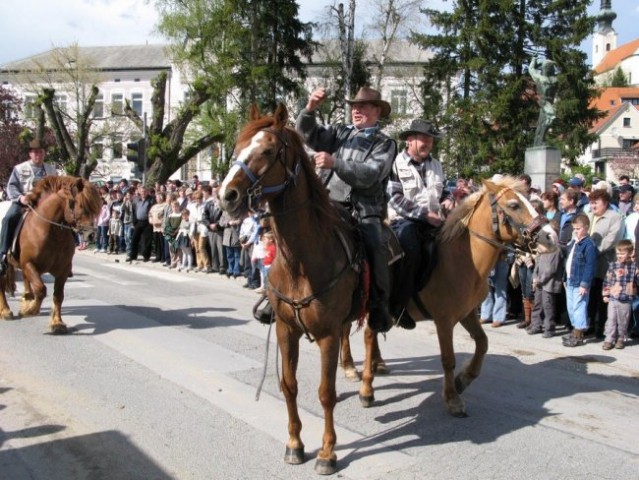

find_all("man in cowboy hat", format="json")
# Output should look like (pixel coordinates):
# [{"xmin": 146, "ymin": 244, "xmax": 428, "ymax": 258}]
[
  {"xmin": 387, "ymin": 119, "xmax": 449, "ymax": 329},
  {"xmin": 294, "ymin": 86, "xmax": 397, "ymax": 333},
  {"xmin": 0, "ymin": 139, "xmax": 58, "ymax": 275}
]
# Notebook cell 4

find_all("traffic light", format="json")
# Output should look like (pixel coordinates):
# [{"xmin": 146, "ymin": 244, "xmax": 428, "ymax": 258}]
[{"xmin": 126, "ymin": 138, "xmax": 146, "ymax": 170}]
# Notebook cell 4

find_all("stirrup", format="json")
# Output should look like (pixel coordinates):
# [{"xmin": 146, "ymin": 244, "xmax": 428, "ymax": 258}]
[{"xmin": 253, "ymin": 295, "xmax": 274, "ymax": 324}]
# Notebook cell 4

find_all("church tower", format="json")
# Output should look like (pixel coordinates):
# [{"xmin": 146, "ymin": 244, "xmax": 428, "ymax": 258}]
[{"xmin": 592, "ymin": 0, "xmax": 617, "ymax": 67}]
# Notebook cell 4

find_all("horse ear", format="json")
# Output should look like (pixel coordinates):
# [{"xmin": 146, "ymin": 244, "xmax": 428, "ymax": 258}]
[
  {"xmin": 273, "ymin": 103, "xmax": 289, "ymax": 127},
  {"xmin": 249, "ymin": 104, "xmax": 261, "ymax": 121},
  {"xmin": 74, "ymin": 177, "xmax": 84, "ymax": 193}
]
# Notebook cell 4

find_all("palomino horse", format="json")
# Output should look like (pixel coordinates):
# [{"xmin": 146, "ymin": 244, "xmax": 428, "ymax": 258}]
[
  {"xmin": 354, "ymin": 177, "xmax": 559, "ymax": 417},
  {"xmin": 220, "ymin": 104, "xmax": 373, "ymax": 474},
  {"xmin": 0, "ymin": 176, "xmax": 102, "ymax": 333}
]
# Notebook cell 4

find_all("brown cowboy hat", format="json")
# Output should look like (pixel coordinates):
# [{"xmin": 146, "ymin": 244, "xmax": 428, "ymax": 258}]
[
  {"xmin": 345, "ymin": 87, "xmax": 391, "ymax": 118},
  {"xmin": 28, "ymin": 139, "xmax": 46, "ymax": 150},
  {"xmin": 399, "ymin": 119, "xmax": 443, "ymax": 140}
]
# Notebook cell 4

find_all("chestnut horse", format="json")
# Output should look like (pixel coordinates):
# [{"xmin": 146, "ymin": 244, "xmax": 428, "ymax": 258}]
[
  {"xmin": 0, "ymin": 176, "xmax": 102, "ymax": 333},
  {"xmin": 219, "ymin": 104, "xmax": 376, "ymax": 474},
  {"xmin": 219, "ymin": 104, "xmax": 558, "ymax": 473}
]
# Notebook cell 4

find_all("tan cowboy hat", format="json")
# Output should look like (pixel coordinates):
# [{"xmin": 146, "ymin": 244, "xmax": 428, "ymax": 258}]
[
  {"xmin": 28, "ymin": 139, "xmax": 46, "ymax": 150},
  {"xmin": 345, "ymin": 87, "xmax": 391, "ymax": 118},
  {"xmin": 399, "ymin": 119, "xmax": 443, "ymax": 140}
]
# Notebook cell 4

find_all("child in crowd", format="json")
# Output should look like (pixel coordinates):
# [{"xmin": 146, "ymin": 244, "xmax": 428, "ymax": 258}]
[
  {"xmin": 107, "ymin": 210, "xmax": 123, "ymax": 254},
  {"xmin": 563, "ymin": 214, "xmax": 597, "ymax": 347},
  {"xmin": 529, "ymin": 221, "xmax": 564, "ymax": 338},
  {"xmin": 601, "ymin": 239, "xmax": 639, "ymax": 350},
  {"xmin": 176, "ymin": 208, "xmax": 194, "ymax": 272},
  {"xmin": 256, "ymin": 231, "xmax": 276, "ymax": 294}
]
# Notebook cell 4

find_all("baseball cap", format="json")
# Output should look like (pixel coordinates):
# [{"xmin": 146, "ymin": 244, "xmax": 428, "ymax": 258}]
[{"xmin": 568, "ymin": 177, "xmax": 584, "ymax": 187}]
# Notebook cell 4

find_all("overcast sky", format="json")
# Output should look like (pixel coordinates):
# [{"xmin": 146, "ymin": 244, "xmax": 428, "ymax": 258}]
[{"xmin": 0, "ymin": 0, "xmax": 636, "ymax": 67}]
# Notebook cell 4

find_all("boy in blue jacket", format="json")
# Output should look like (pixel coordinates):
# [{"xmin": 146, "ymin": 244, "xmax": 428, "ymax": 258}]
[{"xmin": 563, "ymin": 214, "xmax": 597, "ymax": 347}]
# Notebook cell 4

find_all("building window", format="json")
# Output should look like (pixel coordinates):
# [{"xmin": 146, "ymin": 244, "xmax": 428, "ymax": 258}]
[
  {"xmin": 93, "ymin": 93, "xmax": 104, "ymax": 118},
  {"xmin": 54, "ymin": 94, "xmax": 68, "ymax": 113},
  {"xmin": 623, "ymin": 117, "xmax": 631, "ymax": 128},
  {"xmin": 131, "ymin": 92, "xmax": 143, "ymax": 116},
  {"xmin": 111, "ymin": 93, "xmax": 123, "ymax": 115},
  {"xmin": 112, "ymin": 136, "xmax": 123, "ymax": 159},
  {"xmin": 391, "ymin": 89, "xmax": 408, "ymax": 115},
  {"xmin": 606, "ymin": 43, "xmax": 611, "ymax": 52},
  {"xmin": 23, "ymin": 95, "xmax": 37, "ymax": 119},
  {"xmin": 623, "ymin": 139, "xmax": 635, "ymax": 150},
  {"xmin": 92, "ymin": 142, "xmax": 104, "ymax": 160}
]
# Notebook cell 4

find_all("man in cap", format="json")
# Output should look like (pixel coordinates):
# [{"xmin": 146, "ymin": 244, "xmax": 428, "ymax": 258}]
[
  {"xmin": 568, "ymin": 177, "xmax": 589, "ymax": 212},
  {"xmin": 294, "ymin": 86, "xmax": 397, "ymax": 332},
  {"xmin": 617, "ymin": 184, "xmax": 634, "ymax": 216},
  {"xmin": 0, "ymin": 139, "xmax": 57, "ymax": 275},
  {"xmin": 387, "ymin": 119, "xmax": 449, "ymax": 329}
]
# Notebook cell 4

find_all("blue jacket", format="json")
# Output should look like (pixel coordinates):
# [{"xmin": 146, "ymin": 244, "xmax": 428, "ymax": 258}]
[{"xmin": 564, "ymin": 236, "xmax": 597, "ymax": 289}]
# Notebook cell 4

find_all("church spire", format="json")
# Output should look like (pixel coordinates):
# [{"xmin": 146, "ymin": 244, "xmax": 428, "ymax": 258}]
[{"xmin": 592, "ymin": 0, "xmax": 617, "ymax": 67}]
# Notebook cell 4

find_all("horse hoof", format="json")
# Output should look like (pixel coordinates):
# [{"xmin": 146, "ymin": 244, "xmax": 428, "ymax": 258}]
[
  {"xmin": 374, "ymin": 362, "xmax": 390, "ymax": 375},
  {"xmin": 284, "ymin": 446, "xmax": 304, "ymax": 465},
  {"xmin": 314, "ymin": 458, "xmax": 337, "ymax": 475},
  {"xmin": 343, "ymin": 367, "xmax": 361, "ymax": 382},
  {"xmin": 50, "ymin": 324, "xmax": 68, "ymax": 335},
  {"xmin": 359, "ymin": 393, "xmax": 374, "ymax": 408}
]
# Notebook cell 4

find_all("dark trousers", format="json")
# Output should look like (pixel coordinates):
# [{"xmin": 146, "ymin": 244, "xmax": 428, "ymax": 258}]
[
  {"xmin": 360, "ymin": 217, "xmax": 389, "ymax": 307},
  {"xmin": 0, "ymin": 202, "xmax": 22, "ymax": 255},
  {"xmin": 390, "ymin": 219, "xmax": 427, "ymax": 313},
  {"xmin": 588, "ymin": 277, "xmax": 607, "ymax": 335},
  {"xmin": 208, "ymin": 230, "xmax": 226, "ymax": 272},
  {"xmin": 130, "ymin": 220, "xmax": 152, "ymax": 260}
]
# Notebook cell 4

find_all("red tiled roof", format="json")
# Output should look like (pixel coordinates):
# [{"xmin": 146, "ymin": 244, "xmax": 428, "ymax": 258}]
[
  {"xmin": 594, "ymin": 38, "xmax": 639, "ymax": 74},
  {"xmin": 588, "ymin": 87, "xmax": 639, "ymax": 133}
]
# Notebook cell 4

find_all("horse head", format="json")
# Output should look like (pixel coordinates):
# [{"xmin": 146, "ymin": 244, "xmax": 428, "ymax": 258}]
[
  {"xmin": 480, "ymin": 177, "xmax": 558, "ymax": 253},
  {"xmin": 219, "ymin": 103, "xmax": 304, "ymax": 216},
  {"xmin": 66, "ymin": 178, "xmax": 102, "ymax": 228}
]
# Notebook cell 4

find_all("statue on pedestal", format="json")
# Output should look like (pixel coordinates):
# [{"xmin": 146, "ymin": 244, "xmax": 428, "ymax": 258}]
[{"xmin": 529, "ymin": 55, "xmax": 558, "ymax": 147}]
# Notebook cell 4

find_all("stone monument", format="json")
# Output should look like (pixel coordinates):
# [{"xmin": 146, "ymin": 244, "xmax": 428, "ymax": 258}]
[{"xmin": 525, "ymin": 55, "xmax": 561, "ymax": 191}]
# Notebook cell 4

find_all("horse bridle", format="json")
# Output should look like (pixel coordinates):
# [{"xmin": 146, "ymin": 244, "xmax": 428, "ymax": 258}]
[
  {"xmin": 231, "ymin": 127, "xmax": 301, "ymax": 211},
  {"xmin": 469, "ymin": 187, "xmax": 547, "ymax": 254}
]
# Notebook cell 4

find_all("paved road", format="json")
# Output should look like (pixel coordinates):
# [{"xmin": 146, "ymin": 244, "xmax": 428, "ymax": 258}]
[{"xmin": 0, "ymin": 252, "xmax": 638, "ymax": 479}]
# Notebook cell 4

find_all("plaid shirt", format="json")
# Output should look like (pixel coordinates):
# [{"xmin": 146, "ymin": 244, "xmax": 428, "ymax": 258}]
[{"xmin": 603, "ymin": 260, "xmax": 639, "ymax": 303}]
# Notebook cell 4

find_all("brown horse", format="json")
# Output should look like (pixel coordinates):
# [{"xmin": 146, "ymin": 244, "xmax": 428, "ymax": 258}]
[
  {"xmin": 219, "ymin": 104, "xmax": 374, "ymax": 474},
  {"xmin": 0, "ymin": 176, "xmax": 102, "ymax": 333},
  {"xmin": 354, "ymin": 176, "xmax": 559, "ymax": 417}
]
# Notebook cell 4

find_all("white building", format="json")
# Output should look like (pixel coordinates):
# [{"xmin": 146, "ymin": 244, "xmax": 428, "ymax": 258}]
[{"xmin": 578, "ymin": 0, "xmax": 639, "ymax": 181}]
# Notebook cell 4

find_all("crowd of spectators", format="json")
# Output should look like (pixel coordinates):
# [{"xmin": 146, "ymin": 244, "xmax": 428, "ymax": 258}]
[
  {"xmin": 81, "ymin": 175, "xmax": 273, "ymax": 292},
  {"xmin": 82, "ymin": 172, "xmax": 639, "ymax": 348}
]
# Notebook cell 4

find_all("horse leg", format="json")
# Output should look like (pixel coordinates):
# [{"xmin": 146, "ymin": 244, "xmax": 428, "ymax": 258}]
[
  {"xmin": 358, "ymin": 325, "xmax": 377, "ymax": 408},
  {"xmin": 49, "ymin": 275, "xmax": 69, "ymax": 335},
  {"xmin": 456, "ymin": 310, "xmax": 488, "ymax": 394},
  {"xmin": 19, "ymin": 264, "xmax": 45, "ymax": 317},
  {"xmin": 340, "ymin": 323, "xmax": 360, "ymax": 382},
  {"xmin": 434, "ymin": 319, "xmax": 467, "ymax": 417},
  {"xmin": 370, "ymin": 331, "xmax": 389, "ymax": 374},
  {"xmin": 276, "ymin": 321, "xmax": 305, "ymax": 466},
  {"xmin": 0, "ymin": 275, "xmax": 14, "ymax": 319},
  {"xmin": 314, "ymin": 333, "xmax": 340, "ymax": 475}
]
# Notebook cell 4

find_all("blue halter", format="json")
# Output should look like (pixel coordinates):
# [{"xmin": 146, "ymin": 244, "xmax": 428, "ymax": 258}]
[{"xmin": 232, "ymin": 128, "xmax": 301, "ymax": 209}]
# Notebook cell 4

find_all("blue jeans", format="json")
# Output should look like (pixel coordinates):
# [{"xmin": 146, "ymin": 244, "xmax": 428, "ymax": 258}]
[
  {"xmin": 225, "ymin": 246, "xmax": 241, "ymax": 277},
  {"xmin": 566, "ymin": 285, "xmax": 589, "ymax": 330},
  {"xmin": 96, "ymin": 226, "xmax": 109, "ymax": 250},
  {"xmin": 480, "ymin": 259, "xmax": 509, "ymax": 323}
]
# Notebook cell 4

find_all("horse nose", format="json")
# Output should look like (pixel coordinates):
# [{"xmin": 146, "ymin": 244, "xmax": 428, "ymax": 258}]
[{"xmin": 222, "ymin": 187, "xmax": 240, "ymax": 209}]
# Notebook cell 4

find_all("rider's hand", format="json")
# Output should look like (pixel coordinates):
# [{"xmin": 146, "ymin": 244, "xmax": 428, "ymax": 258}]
[
  {"xmin": 306, "ymin": 87, "xmax": 327, "ymax": 112},
  {"xmin": 425, "ymin": 211, "xmax": 442, "ymax": 227},
  {"xmin": 19, "ymin": 195, "xmax": 28, "ymax": 206},
  {"xmin": 313, "ymin": 152, "xmax": 335, "ymax": 170}
]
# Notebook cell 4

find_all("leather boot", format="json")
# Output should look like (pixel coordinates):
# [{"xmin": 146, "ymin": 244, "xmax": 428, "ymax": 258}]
[
  {"xmin": 517, "ymin": 298, "xmax": 532, "ymax": 328},
  {"xmin": 562, "ymin": 329, "xmax": 584, "ymax": 347},
  {"xmin": 368, "ymin": 303, "xmax": 394, "ymax": 333},
  {"xmin": 253, "ymin": 298, "xmax": 274, "ymax": 324}
]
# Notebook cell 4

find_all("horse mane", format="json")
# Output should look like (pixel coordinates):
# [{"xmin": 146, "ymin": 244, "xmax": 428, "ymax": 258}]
[
  {"xmin": 439, "ymin": 175, "xmax": 524, "ymax": 243},
  {"xmin": 29, "ymin": 175, "xmax": 102, "ymax": 219}
]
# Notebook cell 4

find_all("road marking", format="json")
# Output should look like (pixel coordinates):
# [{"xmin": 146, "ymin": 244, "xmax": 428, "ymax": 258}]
[{"xmin": 62, "ymin": 298, "xmax": 415, "ymax": 478}]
